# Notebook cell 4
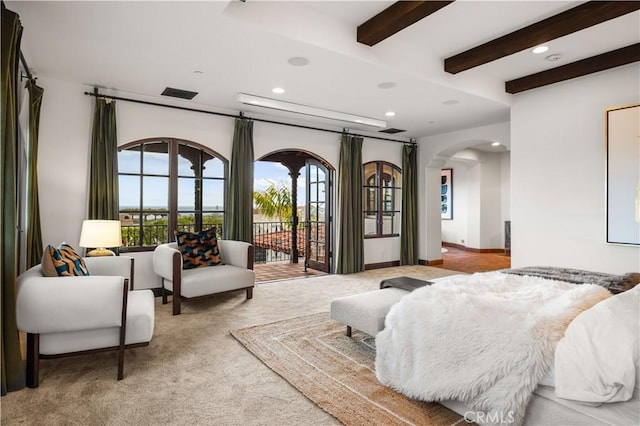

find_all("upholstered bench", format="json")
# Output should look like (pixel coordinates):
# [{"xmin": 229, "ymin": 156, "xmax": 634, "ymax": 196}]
[
  {"xmin": 330, "ymin": 276, "xmax": 437, "ymax": 337},
  {"xmin": 330, "ymin": 287, "xmax": 409, "ymax": 337}
]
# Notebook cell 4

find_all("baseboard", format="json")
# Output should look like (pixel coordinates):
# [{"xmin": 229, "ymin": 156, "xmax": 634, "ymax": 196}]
[
  {"xmin": 364, "ymin": 261, "xmax": 400, "ymax": 270},
  {"xmin": 442, "ymin": 242, "xmax": 506, "ymax": 254},
  {"xmin": 418, "ymin": 258, "xmax": 443, "ymax": 266}
]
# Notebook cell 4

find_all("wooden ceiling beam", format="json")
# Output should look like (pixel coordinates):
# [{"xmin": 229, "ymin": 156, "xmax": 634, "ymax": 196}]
[
  {"xmin": 357, "ymin": 1, "xmax": 454, "ymax": 46},
  {"xmin": 445, "ymin": 1, "xmax": 640, "ymax": 74},
  {"xmin": 505, "ymin": 43, "xmax": 640, "ymax": 94}
]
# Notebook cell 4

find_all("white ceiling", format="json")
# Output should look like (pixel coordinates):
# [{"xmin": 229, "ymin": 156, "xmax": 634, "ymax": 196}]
[{"xmin": 8, "ymin": 1, "xmax": 640, "ymax": 141}]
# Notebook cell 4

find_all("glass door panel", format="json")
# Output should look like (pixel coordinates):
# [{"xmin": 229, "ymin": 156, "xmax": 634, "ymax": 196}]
[{"xmin": 305, "ymin": 160, "xmax": 331, "ymax": 272}]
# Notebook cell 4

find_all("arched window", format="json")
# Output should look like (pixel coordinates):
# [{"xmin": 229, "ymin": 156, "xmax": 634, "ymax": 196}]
[
  {"xmin": 363, "ymin": 161, "xmax": 401, "ymax": 238},
  {"xmin": 118, "ymin": 138, "xmax": 228, "ymax": 250}
]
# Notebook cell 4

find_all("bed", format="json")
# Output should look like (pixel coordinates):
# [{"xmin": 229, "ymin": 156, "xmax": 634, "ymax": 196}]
[{"xmin": 375, "ymin": 268, "xmax": 640, "ymax": 426}]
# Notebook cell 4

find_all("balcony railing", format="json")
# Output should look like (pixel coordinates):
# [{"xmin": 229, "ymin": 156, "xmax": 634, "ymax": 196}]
[
  {"xmin": 121, "ymin": 224, "xmax": 170, "ymax": 248},
  {"xmin": 252, "ymin": 221, "xmax": 307, "ymax": 264},
  {"xmin": 121, "ymin": 222, "xmax": 221, "ymax": 248},
  {"xmin": 121, "ymin": 221, "xmax": 306, "ymax": 264}
]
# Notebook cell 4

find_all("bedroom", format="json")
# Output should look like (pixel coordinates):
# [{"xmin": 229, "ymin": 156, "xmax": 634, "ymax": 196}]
[{"xmin": 2, "ymin": 1, "xmax": 639, "ymax": 424}]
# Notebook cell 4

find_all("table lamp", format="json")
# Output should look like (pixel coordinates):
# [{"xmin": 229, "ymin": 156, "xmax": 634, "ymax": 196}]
[{"xmin": 79, "ymin": 220, "xmax": 122, "ymax": 256}]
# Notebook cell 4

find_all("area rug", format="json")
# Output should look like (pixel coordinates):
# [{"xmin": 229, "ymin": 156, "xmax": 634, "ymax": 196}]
[{"xmin": 231, "ymin": 312, "xmax": 465, "ymax": 426}]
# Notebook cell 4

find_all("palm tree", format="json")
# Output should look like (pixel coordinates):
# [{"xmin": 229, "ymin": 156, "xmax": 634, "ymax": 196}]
[{"xmin": 253, "ymin": 181, "xmax": 292, "ymax": 223}]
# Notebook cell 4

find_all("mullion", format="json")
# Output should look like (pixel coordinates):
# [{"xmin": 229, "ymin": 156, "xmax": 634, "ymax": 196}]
[
  {"xmin": 195, "ymin": 149, "xmax": 203, "ymax": 231},
  {"xmin": 377, "ymin": 163, "xmax": 383, "ymax": 236},
  {"xmin": 138, "ymin": 144, "xmax": 144, "ymax": 246},
  {"xmin": 168, "ymin": 139, "xmax": 178, "ymax": 241}
]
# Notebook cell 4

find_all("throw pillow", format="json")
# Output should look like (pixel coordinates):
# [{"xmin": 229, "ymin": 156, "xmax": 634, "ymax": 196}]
[
  {"xmin": 41, "ymin": 247, "xmax": 58, "ymax": 277},
  {"xmin": 175, "ymin": 228, "xmax": 222, "ymax": 269},
  {"xmin": 43, "ymin": 243, "xmax": 90, "ymax": 277}
]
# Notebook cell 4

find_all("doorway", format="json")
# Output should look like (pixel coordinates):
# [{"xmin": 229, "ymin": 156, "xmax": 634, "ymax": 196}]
[{"xmin": 254, "ymin": 150, "xmax": 334, "ymax": 276}]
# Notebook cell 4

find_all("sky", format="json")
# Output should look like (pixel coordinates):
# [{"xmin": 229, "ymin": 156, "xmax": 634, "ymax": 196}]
[
  {"xmin": 254, "ymin": 161, "xmax": 306, "ymax": 206},
  {"xmin": 119, "ymin": 151, "xmax": 306, "ymax": 208}
]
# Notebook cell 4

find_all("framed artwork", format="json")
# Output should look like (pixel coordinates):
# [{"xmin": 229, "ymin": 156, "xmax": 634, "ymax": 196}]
[
  {"xmin": 441, "ymin": 168, "xmax": 453, "ymax": 220},
  {"xmin": 606, "ymin": 104, "xmax": 640, "ymax": 245}
]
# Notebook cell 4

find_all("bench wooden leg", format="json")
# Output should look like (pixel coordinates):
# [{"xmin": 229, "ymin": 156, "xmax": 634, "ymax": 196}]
[
  {"xmin": 346, "ymin": 326, "xmax": 352, "ymax": 337},
  {"xmin": 246, "ymin": 287, "xmax": 253, "ymax": 300}
]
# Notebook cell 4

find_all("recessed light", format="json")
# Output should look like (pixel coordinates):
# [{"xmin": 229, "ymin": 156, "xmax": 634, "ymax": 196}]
[
  {"xmin": 272, "ymin": 87, "xmax": 285, "ymax": 94},
  {"xmin": 491, "ymin": 142, "xmax": 501, "ymax": 147},
  {"xmin": 532, "ymin": 45, "xmax": 549, "ymax": 54},
  {"xmin": 378, "ymin": 82, "xmax": 396, "ymax": 89},
  {"xmin": 385, "ymin": 111, "xmax": 396, "ymax": 117},
  {"xmin": 443, "ymin": 99, "xmax": 459, "ymax": 106},
  {"xmin": 546, "ymin": 54, "xmax": 561, "ymax": 62},
  {"xmin": 288, "ymin": 56, "xmax": 309, "ymax": 66}
]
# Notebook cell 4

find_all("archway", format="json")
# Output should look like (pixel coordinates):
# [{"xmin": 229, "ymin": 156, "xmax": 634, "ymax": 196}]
[
  {"xmin": 255, "ymin": 150, "xmax": 334, "ymax": 274},
  {"xmin": 426, "ymin": 139, "xmax": 510, "ymax": 262}
]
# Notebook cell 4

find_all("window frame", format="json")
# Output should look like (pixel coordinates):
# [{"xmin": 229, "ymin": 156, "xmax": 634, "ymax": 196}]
[
  {"xmin": 363, "ymin": 161, "xmax": 401, "ymax": 239},
  {"xmin": 118, "ymin": 137, "xmax": 228, "ymax": 252}
]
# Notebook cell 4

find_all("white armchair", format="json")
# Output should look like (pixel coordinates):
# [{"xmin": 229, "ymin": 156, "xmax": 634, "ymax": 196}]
[
  {"xmin": 153, "ymin": 240, "xmax": 255, "ymax": 315},
  {"xmin": 16, "ymin": 256, "xmax": 155, "ymax": 387}
]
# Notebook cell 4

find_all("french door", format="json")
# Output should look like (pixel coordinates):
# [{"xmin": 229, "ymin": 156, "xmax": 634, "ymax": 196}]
[{"xmin": 305, "ymin": 160, "xmax": 331, "ymax": 272}]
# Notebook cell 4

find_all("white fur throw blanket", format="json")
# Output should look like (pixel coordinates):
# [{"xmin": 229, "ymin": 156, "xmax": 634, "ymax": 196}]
[{"xmin": 375, "ymin": 272, "xmax": 611, "ymax": 425}]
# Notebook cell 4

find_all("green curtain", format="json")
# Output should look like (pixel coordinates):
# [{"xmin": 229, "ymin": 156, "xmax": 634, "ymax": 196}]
[
  {"xmin": 400, "ymin": 144, "xmax": 418, "ymax": 265},
  {"xmin": 336, "ymin": 134, "xmax": 364, "ymax": 274},
  {"xmin": 88, "ymin": 98, "xmax": 119, "ymax": 220},
  {"xmin": 1, "ymin": 5, "xmax": 26, "ymax": 395},
  {"xmin": 226, "ymin": 118, "xmax": 254, "ymax": 243},
  {"xmin": 25, "ymin": 80, "xmax": 44, "ymax": 268}
]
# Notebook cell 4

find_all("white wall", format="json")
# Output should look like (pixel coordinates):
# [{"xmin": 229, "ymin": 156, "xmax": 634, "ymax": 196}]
[
  {"xmin": 35, "ymin": 77, "xmax": 406, "ymax": 287},
  {"xmin": 479, "ymin": 152, "xmax": 503, "ymax": 248},
  {"xmin": 441, "ymin": 149, "xmax": 508, "ymax": 250},
  {"xmin": 511, "ymin": 64, "xmax": 640, "ymax": 274},
  {"xmin": 500, "ymin": 151, "xmax": 511, "ymax": 229},
  {"xmin": 37, "ymin": 77, "xmax": 92, "ymax": 250}
]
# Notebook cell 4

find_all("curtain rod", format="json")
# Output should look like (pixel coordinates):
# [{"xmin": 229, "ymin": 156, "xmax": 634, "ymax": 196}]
[
  {"xmin": 83, "ymin": 90, "xmax": 415, "ymax": 145},
  {"xmin": 19, "ymin": 51, "xmax": 35, "ymax": 82}
]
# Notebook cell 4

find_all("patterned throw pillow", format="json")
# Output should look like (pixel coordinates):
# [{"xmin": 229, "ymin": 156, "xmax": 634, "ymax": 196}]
[
  {"xmin": 42, "ymin": 243, "xmax": 90, "ymax": 277},
  {"xmin": 175, "ymin": 228, "xmax": 222, "ymax": 269}
]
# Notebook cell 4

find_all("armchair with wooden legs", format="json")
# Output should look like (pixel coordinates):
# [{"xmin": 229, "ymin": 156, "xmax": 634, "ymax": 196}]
[{"xmin": 16, "ymin": 256, "xmax": 154, "ymax": 387}]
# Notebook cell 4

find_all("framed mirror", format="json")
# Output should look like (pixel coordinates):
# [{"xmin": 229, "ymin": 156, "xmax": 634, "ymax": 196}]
[{"xmin": 606, "ymin": 104, "xmax": 640, "ymax": 245}]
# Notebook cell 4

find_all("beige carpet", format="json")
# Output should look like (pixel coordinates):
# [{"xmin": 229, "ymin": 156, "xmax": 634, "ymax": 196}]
[
  {"xmin": 232, "ymin": 312, "xmax": 464, "ymax": 426},
  {"xmin": 2, "ymin": 265, "xmax": 458, "ymax": 425}
]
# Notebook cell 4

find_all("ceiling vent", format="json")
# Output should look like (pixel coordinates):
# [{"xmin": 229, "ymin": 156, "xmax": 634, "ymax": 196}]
[
  {"xmin": 379, "ymin": 128, "xmax": 406, "ymax": 134},
  {"xmin": 161, "ymin": 87, "xmax": 198, "ymax": 100}
]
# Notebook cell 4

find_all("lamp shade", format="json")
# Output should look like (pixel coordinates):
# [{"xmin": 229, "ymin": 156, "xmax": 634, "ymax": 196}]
[{"xmin": 79, "ymin": 220, "xmax": 122, "ymax": 248}]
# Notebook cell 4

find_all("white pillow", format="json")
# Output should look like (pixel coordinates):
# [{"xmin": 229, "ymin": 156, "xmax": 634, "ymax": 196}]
[
  {"xmin": 538, "ymin": 365, "xmax": 555, "ymax": 387},
  {"xmin": 554, "ymin": 285, "xmax": 640, "ymax": 403}
]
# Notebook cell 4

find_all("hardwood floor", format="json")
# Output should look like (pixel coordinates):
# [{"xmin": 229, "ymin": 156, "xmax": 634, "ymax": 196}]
[
  {"xmin": 255, "ymin": 247, "xmax": 510, "ymax": 282},
  {"xmin": 434, "ymin": 246, "xmax": 511, "ymax": 274}
]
